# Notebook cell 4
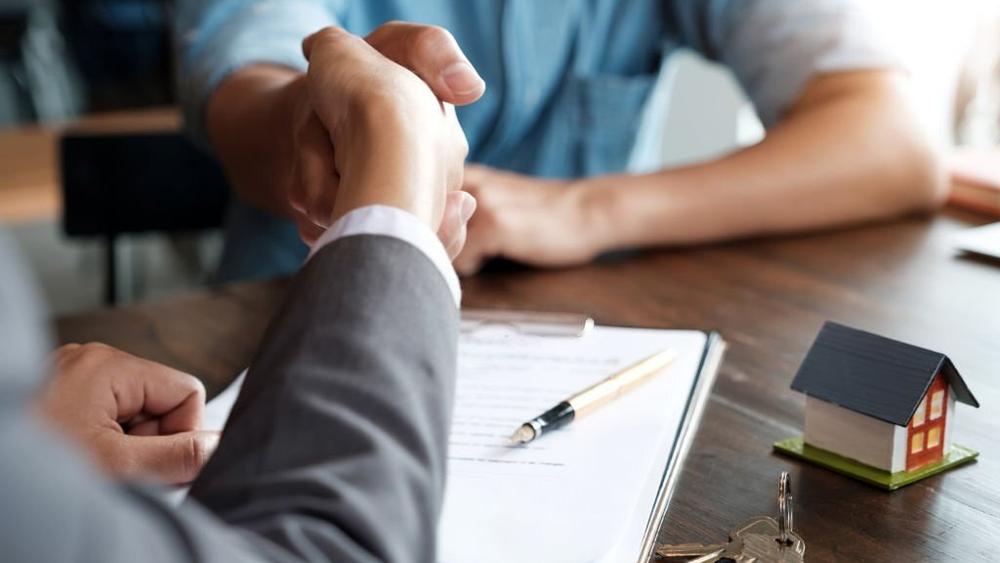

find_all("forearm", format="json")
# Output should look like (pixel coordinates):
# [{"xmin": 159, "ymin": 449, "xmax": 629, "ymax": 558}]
[
  {"xmin": 206, "ymin": 65, "xmax": 304, "ymax": 216},
  {"xmin": 191, "ymin": 235, "xmax": 458, "ymax": 562},
  {"xmin": 586, "ymin": 71, "xmax": 948, "ymax": 251}
]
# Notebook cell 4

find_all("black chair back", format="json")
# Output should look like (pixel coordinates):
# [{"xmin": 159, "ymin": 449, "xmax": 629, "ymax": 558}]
[{"xmin": 60, "ymin": 132, "xmax": 230, "ymax": 303}]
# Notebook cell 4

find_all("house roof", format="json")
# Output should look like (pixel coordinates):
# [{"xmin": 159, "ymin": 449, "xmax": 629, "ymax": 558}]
[{"xmin": 790, "ymin": 322, "xmax": 980, "ymax": 426}]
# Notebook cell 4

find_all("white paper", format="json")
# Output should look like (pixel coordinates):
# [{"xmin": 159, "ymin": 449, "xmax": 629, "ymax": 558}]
[
  {"xmin": 196, "ymin": 325, "xmax": 708, "ymax": 563},
  {"xmin": 955, "ymin": 221, "xmax": 1000, "ymax": 261}
]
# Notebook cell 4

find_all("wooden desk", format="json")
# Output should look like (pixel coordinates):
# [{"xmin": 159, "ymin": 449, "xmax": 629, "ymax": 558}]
[
  {"xmin": 0, "ymin": 107, "xmax": 180, "ymax": 223},
  {"xmin": 56, "ymin": 212, "xmax": 1000, "ymax": 562}
]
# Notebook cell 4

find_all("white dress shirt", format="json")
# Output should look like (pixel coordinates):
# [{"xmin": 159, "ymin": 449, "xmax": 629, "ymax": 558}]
[{"xmin": 307, "ymin": 205, "xmax": 461, "ymax": 308}]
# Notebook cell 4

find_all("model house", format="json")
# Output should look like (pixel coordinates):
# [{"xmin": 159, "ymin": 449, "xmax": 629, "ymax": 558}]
[{"xmin": 790, "ymin": 322, "xmax": 980, "ymax": 474}]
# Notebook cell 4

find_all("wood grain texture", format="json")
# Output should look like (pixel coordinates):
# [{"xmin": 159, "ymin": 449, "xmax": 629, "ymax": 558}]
[{"xmin": 55, "ymin": 211, "xmax": 1000, "ymax": 562}]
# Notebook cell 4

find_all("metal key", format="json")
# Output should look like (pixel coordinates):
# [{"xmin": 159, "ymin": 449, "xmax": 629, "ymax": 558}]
[
  {"xmin": 654, "ymin": 519, "xmax": 749, "ymax": 563},
  {"xmin": 654, "ymin": 543, "xmax": 728, "ymax": 561},
  {"xmin": 656, "ymin": 518, "xmax": 801, "ymax": 562},
  {"xmin": 655, "ymin": 472, "xmax": 806, "ymax": 562},
  {"xmin": 731, "ymin": 515, "xmax": 805, "ymax": 562}
]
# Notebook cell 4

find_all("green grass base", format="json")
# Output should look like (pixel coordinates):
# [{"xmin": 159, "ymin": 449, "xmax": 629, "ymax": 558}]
[{"xmin": 773, "ymin": 436, "xmax": 978, "ymax": 491}]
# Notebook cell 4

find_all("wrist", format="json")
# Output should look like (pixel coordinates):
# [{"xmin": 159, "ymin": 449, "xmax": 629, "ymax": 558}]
[
  {"xmin": 206, "ymin": 65, "xmax": 304, "ymax": 216},
  {"xmin": 575, "ymin": 178, "xmax": 622, "ymax": 257}
]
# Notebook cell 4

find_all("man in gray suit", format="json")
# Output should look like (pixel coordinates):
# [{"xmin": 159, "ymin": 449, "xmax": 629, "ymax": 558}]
[{"xmin": 0, "ymin": 27, "xmax": 474, "ymax": 563}]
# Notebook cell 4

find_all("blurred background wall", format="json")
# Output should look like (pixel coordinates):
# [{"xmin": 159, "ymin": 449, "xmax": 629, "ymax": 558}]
[
  {"xmin": 1, "ymin": 0, "xmax": 220, "ymax": 314},
  {"xmin": 1, "ymin": 0, "xmax": 998, "ymax": 314}
]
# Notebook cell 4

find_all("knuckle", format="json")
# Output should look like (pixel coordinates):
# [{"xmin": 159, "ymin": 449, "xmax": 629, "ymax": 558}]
[
  {"xmin": 184, "ymin": 376, "xmax": 207, "ymax": 401},
  {"xmin": 411, "ymin": 25, "xmax": 452, "ymax": 56},
  {"xmin": 314, "ymin": 26, "xmax": 348, "ymax": 45},
  {"xmin": 180, "ymin": 436, "xmax": 208, "ymax": 479},
  {"xmin": 54, "ymin": 343, "xmax": 82, "ymax": 357},
  {"xmin": 78, "ymin": 342, "xmax": 113, "ymax": 358}
]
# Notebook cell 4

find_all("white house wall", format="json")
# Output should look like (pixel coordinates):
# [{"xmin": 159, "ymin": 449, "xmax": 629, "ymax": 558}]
[
  {"xmin": 804, "ymin": 397, "xmax": 898, "ymax": 472},
  {"xmin": 891, "ymin": 424, "xmax": 908, "ymax": 473}
]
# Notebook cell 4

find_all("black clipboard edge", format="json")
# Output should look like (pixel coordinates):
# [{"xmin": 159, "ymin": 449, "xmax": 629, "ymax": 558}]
[{"xmin": 636, "ymin": 330, "xmax": 727, "ymax": 562}]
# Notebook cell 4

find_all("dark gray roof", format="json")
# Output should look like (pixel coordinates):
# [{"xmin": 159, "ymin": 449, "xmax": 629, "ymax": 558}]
[{"xmin": 791, "ymin": 322, "xmax": 979, "ymax": 426}]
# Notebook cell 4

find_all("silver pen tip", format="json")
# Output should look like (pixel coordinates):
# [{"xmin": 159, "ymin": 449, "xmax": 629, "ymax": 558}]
[{"xmin": 508, "ymin": 424, "xmax": 536, "ymax": 445}]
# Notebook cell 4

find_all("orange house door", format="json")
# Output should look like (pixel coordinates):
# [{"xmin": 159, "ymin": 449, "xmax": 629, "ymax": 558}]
[{"xmin": 906, "ymin": 374, "xmax": 948, "ymax": 471}]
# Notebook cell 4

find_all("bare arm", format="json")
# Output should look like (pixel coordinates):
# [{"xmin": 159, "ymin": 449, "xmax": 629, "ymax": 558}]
[
  {"xmin": 456, "ymin": 70, "xmax": 948, "ymax": 273},
  {"xmin": 207, "ymin": 65, "xmax": 304, "ymax": 217},
  {"xmin": 585, "ymin": 70, "xmax": 947, "ymax": 250}
]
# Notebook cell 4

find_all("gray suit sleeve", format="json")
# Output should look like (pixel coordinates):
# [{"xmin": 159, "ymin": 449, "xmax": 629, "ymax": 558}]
[{"xmin": 0, "ymin": 234, "xmax": 458, "ymax": 563}]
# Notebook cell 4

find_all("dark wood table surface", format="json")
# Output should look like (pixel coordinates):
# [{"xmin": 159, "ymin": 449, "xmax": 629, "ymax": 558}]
[{"xmin": 56, "ymin": 211, "xmax": 1000, "ymax": 562}]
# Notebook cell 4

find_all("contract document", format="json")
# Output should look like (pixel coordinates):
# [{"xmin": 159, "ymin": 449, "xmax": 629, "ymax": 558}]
[{"xmin": 196, "ymin": 320, "xmax": 725, "ymax": 563}]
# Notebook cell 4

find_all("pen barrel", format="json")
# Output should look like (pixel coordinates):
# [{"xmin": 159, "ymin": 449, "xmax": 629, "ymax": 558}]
[{"xmin": 569, "ymin": 349, "xmax": 677, "ymax": 417}]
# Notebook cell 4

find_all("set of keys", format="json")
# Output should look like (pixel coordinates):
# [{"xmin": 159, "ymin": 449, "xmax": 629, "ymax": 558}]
[{"xmin": 655, "ymin": 472, "xmax": 806, "ymax": 562}]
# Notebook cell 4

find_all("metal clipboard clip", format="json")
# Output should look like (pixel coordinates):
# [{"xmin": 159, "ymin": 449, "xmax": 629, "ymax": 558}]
[{"xmin": 460, "ymin": 309, "xmax": 595, "ymax": 337}]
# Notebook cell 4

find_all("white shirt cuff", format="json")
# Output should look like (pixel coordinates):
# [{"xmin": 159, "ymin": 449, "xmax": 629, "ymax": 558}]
[{"xmin": 306, "ymin": 205, "xmax": 461, "ymax": 307}]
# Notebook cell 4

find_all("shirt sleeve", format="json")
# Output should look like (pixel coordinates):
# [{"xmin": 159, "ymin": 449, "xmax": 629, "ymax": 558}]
[
  {"xmin": 667, "ymin": 0, "xmax": 903, "ymax": 127},
  {"xmin": 173, "ymin": 0, "xmax": 342, "ymax": 145},
  {"xmin": 308, "ymin": 205, "xmax": 462, "ymax": 307}
]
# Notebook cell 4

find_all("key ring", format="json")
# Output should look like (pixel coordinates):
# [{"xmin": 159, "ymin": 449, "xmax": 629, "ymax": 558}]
[{"xmin": 777, "ymin": 471, "xmax": 794, "ymax": 545}]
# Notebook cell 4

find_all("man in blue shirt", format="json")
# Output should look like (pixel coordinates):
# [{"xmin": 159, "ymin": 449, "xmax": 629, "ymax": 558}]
[{"xmin": 176, "ymin": 1, "xmax": 945, "ymax": 280}]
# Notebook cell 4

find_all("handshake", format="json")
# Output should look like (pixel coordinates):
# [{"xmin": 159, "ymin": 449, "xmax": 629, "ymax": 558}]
[
  {"xmin": 39, "ymin": 24, "xmax": 489, "ymax": 485},
  {"xmin": 281, "ymin": 23, "xmax": 485, "ymax": 258}
]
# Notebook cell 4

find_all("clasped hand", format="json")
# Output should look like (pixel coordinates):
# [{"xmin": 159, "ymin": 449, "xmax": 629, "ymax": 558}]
[{"xmin": 287, "ymin": 22, "xmax": 486, "ymax": 255}]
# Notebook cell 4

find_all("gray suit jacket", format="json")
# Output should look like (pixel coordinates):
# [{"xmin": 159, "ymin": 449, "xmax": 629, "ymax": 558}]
[{"xmin": 0, "ymin": 232, "xmax": 458, "ymax": 563}]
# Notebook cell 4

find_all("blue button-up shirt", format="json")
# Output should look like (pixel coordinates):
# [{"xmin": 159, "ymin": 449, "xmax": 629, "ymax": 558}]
[
  {"xmin": 176, "ymin": 0, "xmax": 895, "ymax": 179},
  {"xmin": 174, "ymin": 0, "xmax": 896, "ymax": 281}
]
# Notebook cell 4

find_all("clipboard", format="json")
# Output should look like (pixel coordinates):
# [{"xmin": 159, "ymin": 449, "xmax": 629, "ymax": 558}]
[
  {"xmin": 636, "ymin": 330, "xmax": 726, "ymax": 562},
  {"xmin": 444, "ymin": 310, "xmax": 727, "ymax": 563}
]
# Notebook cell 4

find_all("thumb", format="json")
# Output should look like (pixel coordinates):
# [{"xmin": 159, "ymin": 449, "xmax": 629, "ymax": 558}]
[
  {"xmin": 365, "ymin": 22, "xmax": 485, "ymax": 105},
  {"xmin": 438, "ymin": 191, "xmax": 477, "ymax": 260},
  {"xmin": 118, "ymin": 431, "xmax": 220, "ymax": 484}
]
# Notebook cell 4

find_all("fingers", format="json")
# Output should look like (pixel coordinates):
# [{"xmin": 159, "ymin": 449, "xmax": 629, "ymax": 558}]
[
  {"xmin": 112, "ymin": 356, "xmax": 207, "ymax": 435},
  {"xmin": 438, "ymin": 191, "xmax": 477, "ymax": 260},
  {"xmin": 302, "ymin": 26, "xmax": 357, "ymax": 61},
  {"xmin": 365, "ymin": 21, "xmax": 485, "ymax": 106},
  {"xmin": 114, "ymin": 431, "xmax": 220, "ymax": 484},
  {"xmin": 289, "ymin": 112, "xmax": 340, "ymax": 234},
  {"xmin": 47, "ymin": 344, "xmax": 206, "ymax": 435},
  {"xmin": 302, "ymin": 27, "xmax": 402, "ymax": 125},
  {"xmin": 43, "ymin": 344, "xmax": 218, "ymax": 484},
  {"xmin": 297, "ymin": 217, "xmax": 325, "ymax": 247},
  {"xmin": 453, "ymin": 214, "xmax": 495, "ymax": 276}
]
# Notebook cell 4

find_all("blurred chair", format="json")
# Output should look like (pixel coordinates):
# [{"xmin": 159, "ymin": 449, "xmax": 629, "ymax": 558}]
[{"xmin": 60, "ymin": 133, "xmax": 230, "ymax": 304}]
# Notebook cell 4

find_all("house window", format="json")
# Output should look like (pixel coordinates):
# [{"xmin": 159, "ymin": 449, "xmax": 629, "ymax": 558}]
[
  {"xmin": 927, "ymin": 427, "xmax": 941, "ymax": 449},
  {"xmin": 930, "ymin": 390, "xmax": 944, "ymax": 420},
  {"xmin": 911, "ymin": 432, "xmax": 924, "ymax": 453},
  {"xmin": 912, "ymin": 396, "xmax": 927, "ymax": 427}
]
